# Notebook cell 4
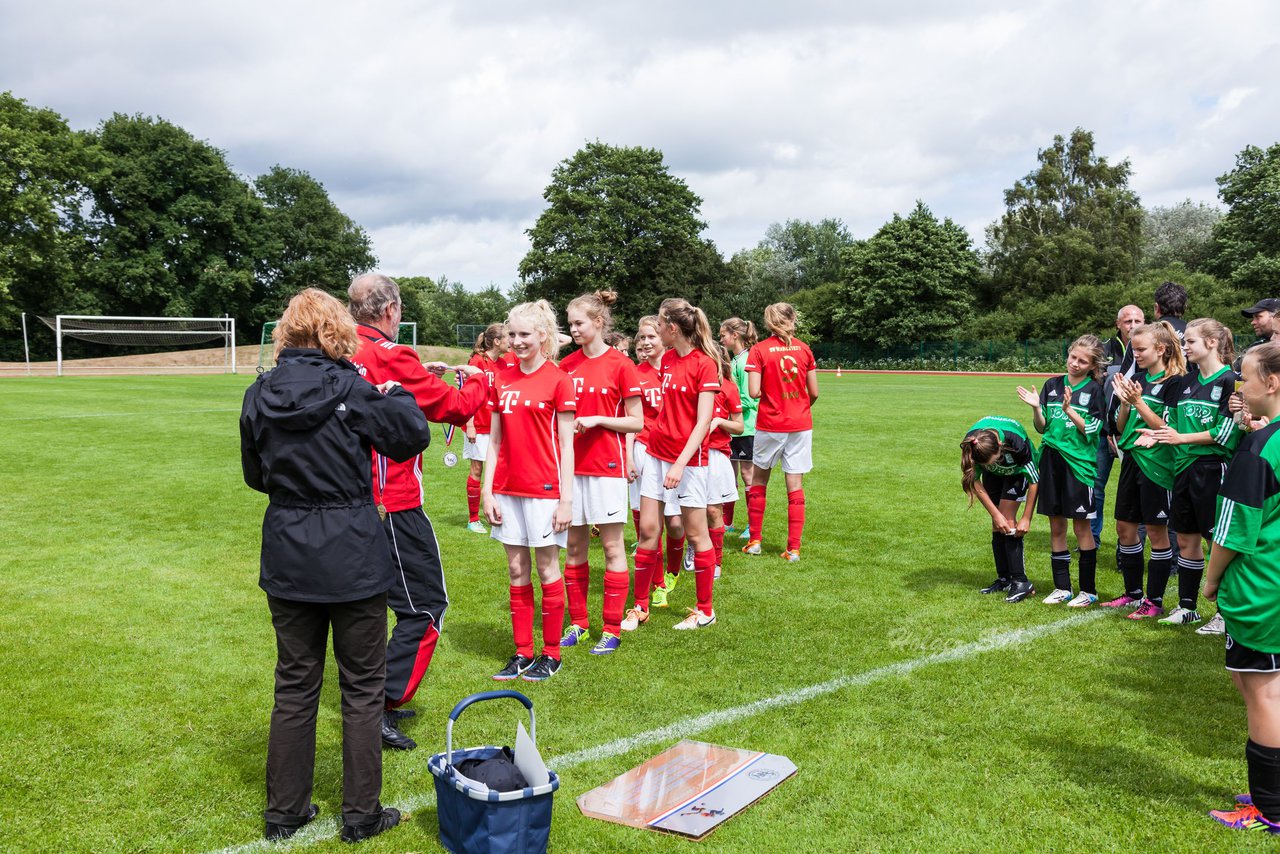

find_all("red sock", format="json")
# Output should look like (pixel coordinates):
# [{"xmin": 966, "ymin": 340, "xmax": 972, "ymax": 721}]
[
  {"xmin": 747, "ymin": 485, "xmax": 767, "ymax": 541},
  {"xmin": 633, "ymin": 548, "xmax": 662, "ymax": 609},
  {"xmin": 724, "ymin": 499, "xmax": 736, "ymax": 528},
  {"xmin": 509, "ymin": 584, "xmax": 535, "ymax": 658},
  {"xmin": 602, "ymin": 570, "xmax": 629, "ymax": 635},
  {"xmin": 540, "ymin": 579, "xmax": 565, "ymax": 660},
  {"xmin": 787, "ymin": 489, "xmax": 806, "ymax": 552},
  {"xmin": 693, "ymin": 548, "xmax": 716, "ymax": 614},
  {"xmin": 709, "ymin": 526, "xmax": 725, "ymax": 569},
  {"xmin": 564, "ymin": 562, "xmax": 590, "ymax": 629},
  {"xmin": 666, "ymin": 535, "xmax": 685, "ymax": 577},
  {"xmin": 465, "ymin": 476, "xmax": 482, "ymax": 523}
]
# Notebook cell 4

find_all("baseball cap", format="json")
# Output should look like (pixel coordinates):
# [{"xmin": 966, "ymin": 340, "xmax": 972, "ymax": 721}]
[{"xmin": 1242, "ymin": 298, "xmax": 1280, "ymax": 317}]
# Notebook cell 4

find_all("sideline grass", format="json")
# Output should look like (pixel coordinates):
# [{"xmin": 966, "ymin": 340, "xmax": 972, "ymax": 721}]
[{"xmin": 0, "ymin": 373, "xmax": 1265, "ymax": 852}]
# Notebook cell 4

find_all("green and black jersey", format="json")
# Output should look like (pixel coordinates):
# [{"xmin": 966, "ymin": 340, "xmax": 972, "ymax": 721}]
[
  {"xmin": 1215, "ymin": 421, "xmax": 1280, "ymax": 652},
  {"xmin": 730, "ymin": 350, "xmax": 757, "ymax": 436},
  {"xmin": 967, "ymin": 416, "xmax": 1039, "ymax": 483},
  {"xmin": 1037, "ymin": 375, "xmax": 1103, "ymax": 484},
  {"xmin": 1167, "ymin": 365, "xmax": 1241, "ymax": 473},
  {"xmin": 1116, "ymin": 370, "xmax": 1181, "ymax": 490}
]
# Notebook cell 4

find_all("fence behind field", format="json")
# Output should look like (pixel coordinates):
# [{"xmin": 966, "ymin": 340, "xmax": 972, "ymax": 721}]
[{"xmin": 812, "ymin": 339, "xmax": 1077, "ymax": 373}]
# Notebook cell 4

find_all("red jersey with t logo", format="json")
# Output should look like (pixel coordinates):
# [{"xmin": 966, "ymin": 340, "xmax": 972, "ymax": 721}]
[
  {"xmin": 746, "ymin": 335, "xmax": 816, "ymax": 432},
  {"xmin": 489, "ymin": 360, "xmax": 577, "ymax": 498},
  {"xmin": 646, "ymin": 348, "xmax": 720, "ymax": 466},
  {"xmin": 710, "ymin": 376, "xmax": 743, "ymax": 456},
  {"xmin": 635, "ymin": 361, "xmax": 663, "ymax": 447},
  {"xmin": 467, "ymin": 353, "xmax": 502, "ymax": 435},
  {"xmin": 560, "ymin": 347, "xmax": 642, "ymax": 478}
]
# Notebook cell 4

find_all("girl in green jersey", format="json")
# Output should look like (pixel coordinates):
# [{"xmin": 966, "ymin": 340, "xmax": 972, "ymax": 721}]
[
  {"xmin": 719, "ymin": 318, "xmax": 758, "ymax": 538},
  {"xmin": 961, "ymin": 416, "xmax": 1040, "ymax": 603}
]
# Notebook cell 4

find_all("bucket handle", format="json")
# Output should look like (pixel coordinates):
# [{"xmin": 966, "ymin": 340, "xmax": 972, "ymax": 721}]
[{"xmin": 445, "ymin": 690, "xmax": 535, "ymax": 766}]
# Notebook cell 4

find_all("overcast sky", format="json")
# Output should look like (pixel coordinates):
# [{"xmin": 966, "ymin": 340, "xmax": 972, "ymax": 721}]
[{"xmin": 3, "ymin": 0, "xmax": 1277, "ymax": 289}]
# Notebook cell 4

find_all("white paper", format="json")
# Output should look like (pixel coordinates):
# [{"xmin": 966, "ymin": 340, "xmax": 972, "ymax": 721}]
[{"xmin": 513, "ymin": 721, "xmax": 550, "ymax": 787}]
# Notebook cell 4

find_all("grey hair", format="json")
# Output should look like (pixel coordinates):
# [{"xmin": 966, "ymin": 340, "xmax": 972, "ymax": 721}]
[{"xmin": 347, "ymin": 273, "xmax": 400, "ymax": 324}]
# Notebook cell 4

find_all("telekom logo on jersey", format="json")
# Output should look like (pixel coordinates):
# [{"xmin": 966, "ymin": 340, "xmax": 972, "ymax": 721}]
[
  {"xmin": 497, "ymin": 389, "xmax": 523, "ymax": 414},
  {"xmin": 643, "ymin": 386, "xmax": 662, "ymax": 409}
]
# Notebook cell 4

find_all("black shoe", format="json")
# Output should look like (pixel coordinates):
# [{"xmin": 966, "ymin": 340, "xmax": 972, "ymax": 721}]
[
  {"xmin": 264, "ymin": 803, "xmax": 319, "ymax": 841},
  {"xmin": 979, "ymin": 577, "xmax": 1011, "ymax": 594},
  {"xmin": 1004, "ymin": 580, "xmax": 1035, "ymax": 603},
  {"xmin": 493, "ymin": 654, "xmax": 535, "ymax": 681},
  {"xmin": 340, "ymin": 806, "xmax": 401, "ymax": 844},
  {"xmin": 387, "ymin": 707, "xmax": 416, "ymax": 721},
  {"xmin": 521, "ymin": 654, "xmax": 562, "ymax": 682},
  {"xmin": 381, "ymin": 713, "xmax": 417, "ymax": 751}
]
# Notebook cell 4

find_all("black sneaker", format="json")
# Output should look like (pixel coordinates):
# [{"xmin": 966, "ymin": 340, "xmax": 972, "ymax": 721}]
[
  {"xmin": 340, "ymin": 806, "xmax": 401, "ymax": 844},
  {"xmin": 1004, "ymin": 579, "xmax": 1035, "ymax": 603},
  {"xmin": 979, "ymin": 577, "xmax": 1011, "ymax": 594},
  {"xmin": 264, "ymin": 803, "xmax": 319, "ymax": 841},
  {"xmin": 520, "ymin": 654, "xmax": 562, "ymax": 682},
  {"xmin": 493, "ymin": 654, "xmax": 534, "ymax": 681},
  {"xmin": 381, "ymin": 712, "xmax": 417, "ymax": 751}
]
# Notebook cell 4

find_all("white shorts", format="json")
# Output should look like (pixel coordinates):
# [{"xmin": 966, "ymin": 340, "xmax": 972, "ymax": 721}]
[
  {"xmin": 631, "ymin": 441, "xmax": 680, "ymax": 516},
  {"xmin": 753, "ymin": 429, "xmax": 813, "ymax": 474},
  {"xmin": 463, "ymin": 433, "xmax": 490, "ymax": 462},
  {"xmin": 640, "ymin": 456, "xmax": 710, "ymax": 509},
  {"xmin": 572, "ymin": 475, "xmax": 629, "ymax": 526},
  {"xmin": 490, "ymin": 494, "xmax": 567, "ymax": 549},
  {"xmin": 708, "ymin": 452, "xmax": 738, "ymax": 505}
]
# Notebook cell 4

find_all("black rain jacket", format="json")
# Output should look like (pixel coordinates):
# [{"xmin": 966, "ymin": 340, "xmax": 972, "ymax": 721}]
[{"xmin": 240, "ymin": 348, "xmax": 431, "ymax": 602}]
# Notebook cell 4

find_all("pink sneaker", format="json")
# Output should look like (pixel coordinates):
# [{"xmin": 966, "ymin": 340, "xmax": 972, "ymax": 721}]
[
  {"xmin": 1209, "ymin": 803, "xmax": 1280, "ymax": 833},
  {"xmin": 1100, "ymin": 594, "xmax": 1142, "ymax": 609},
  {"xmin": 1127, "ymin": 598, "xmax": 1166, "ymax": 620}
]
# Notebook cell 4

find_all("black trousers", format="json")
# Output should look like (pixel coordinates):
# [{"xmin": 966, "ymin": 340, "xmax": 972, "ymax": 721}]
[
  {"xmin": 265, "ymin": 592, "xmax": 387, "ymax": 827},
  {"xmin": 383, "ymin": 508, "xmax": 449, "ymax": 708}
]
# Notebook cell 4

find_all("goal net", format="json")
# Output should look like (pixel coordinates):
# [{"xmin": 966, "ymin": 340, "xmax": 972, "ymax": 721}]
[
  {"xmin": 40, "ymin": 315, "xmax": 237, "ymax": 376},
  {"xmin": 257, "ymin": 321, "xmax": 417, "ymax": 373}
]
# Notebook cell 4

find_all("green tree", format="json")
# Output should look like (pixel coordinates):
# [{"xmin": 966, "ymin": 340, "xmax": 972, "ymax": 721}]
[
  {"xmin": 519, "ymin": 141, "xmax": 707, "ymax": 325},
  {"xmin": 1208, "ymin": 143, "xmax": 1280, "ymax": 295},
  {"xmin": 82, "ymin": 113, "xmax": 264, "ymax": 320},
  {"xmin": 252, "ymin": 166, "xmax": 375, "ymax": 324},
  {"xmin": 985, "ymin": 128, "xmax": 1143, "ymax": 303},
  {"xmin": 1142, "ymin": 200, "xmax": 1222, "ymax": 271},
  {"xmin": 836, "ymin": 202, "xmax": 979, "ymax": 349},
  {"xmin": 760, "ymin": 218, "xmax": 853, "ymax": 289}
]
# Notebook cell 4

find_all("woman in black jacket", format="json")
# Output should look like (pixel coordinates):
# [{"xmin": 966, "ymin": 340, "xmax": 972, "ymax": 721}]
[{"xmin": 240, "ymin": 288, "xmax": 430, "ymax": 843}]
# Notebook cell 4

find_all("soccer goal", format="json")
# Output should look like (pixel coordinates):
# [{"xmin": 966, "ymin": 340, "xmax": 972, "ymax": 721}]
[
  {"xmin": 456, "ymin": 324, "xmax": 488, "ymax": 349},
  {"xmin": 41, "ymin": 315, "xmax": 237, "ymax": 377},
  {"xmin": 256, "ymin": 321, "xmax": 417, "ymax": 373}
]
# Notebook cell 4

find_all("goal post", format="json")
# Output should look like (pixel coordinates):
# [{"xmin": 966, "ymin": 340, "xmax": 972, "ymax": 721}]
[{"xmin": 45, "ymin": 315, "xmax": 236, "ymax": 376}]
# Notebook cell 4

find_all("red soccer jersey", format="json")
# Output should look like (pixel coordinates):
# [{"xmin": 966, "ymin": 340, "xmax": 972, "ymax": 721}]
[
  {"xmin": 467, "ymin": 353, "xmax": 501, "ymax": 435},
  {"xmin": 352, "ymin": 323, "xmax": 488, "ymax": 512},
  {"xmin": 646, "ymin": 349, "xmax": 720, "ymax": 466},
  {"xmin": 710, "ymin": 376, "xmax": 743, "ymax": 456},
  {"xmin": 559, "ymin": 347, "xmax": 641, "ymax": 478},
  {"xmin": 745, "ymin": 336, "xmax": 816, "ymax": 432},
  {"xmin": 635, "ymin": 361, "xmax": 663, "ymax": 447},
  {"xmin": 489, "ymin": 360, "xmax": 577, "ymax": 498}
]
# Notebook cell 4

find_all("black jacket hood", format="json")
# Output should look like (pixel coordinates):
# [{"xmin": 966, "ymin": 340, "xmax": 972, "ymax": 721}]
[{"xmin": 253, "ymin": 349, "xmax": 356, "ymax": 432}]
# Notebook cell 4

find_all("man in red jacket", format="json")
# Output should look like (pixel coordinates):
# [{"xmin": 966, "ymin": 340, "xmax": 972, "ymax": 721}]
[{"xmin": 348, "ymin": 273, "xmax": 488, "ymax": 750}]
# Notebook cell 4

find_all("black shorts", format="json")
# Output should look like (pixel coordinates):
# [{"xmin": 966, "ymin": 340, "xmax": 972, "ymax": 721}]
[
  {"xmin": 1113, "ymin": 455, "xmax": 1171, "ymax": 526},
  {"xmin": 1226, "ymin": 632, "xmax": 1280, "ymax": 673},
  {"xmin": 729, "ymin": 435, "xmax": 754, "ymax": 462},
  {"xmin": 982, "ymin": 470, "xmax": 1027, "ymax": 503},
  {"xmin": 1036, "ymin": 445, "xmax": 1095, "ymax": 520},
  {"xmin": 1170, "ymin": 458, "xmax": 1228, "ymax": 540}
]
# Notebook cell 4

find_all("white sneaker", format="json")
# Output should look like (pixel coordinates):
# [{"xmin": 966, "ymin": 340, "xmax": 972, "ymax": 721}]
[
  {"xmin": 673, "ymin": 608, "xmax": 716, "ymax": 630},
  {"xmin": 1196, "ymin": 612, "xmax": 1226, "ymax": 635},
  {"xmin": 1159, "ymin": 607, "xmax": 1202, "ymax": 625},
  {"xmin": 1065, "ymin": 592, "xmax": 1098, "ymax": 608},
  {"xmin": 620, "ymin": 606, "xmax": 649, "ymax": 632},
  {"xmin": 1042, "ymin": 588, "xmax": 1074, "ymax": 605}
]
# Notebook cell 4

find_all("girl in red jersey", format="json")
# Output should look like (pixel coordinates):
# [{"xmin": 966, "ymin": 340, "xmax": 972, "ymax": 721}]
[
  {"xmin": 481, "ymin": 301, "xmax": 576, "ymax": 682},
  {"xmin": 707, "ymin": 349, "xmax": 746, "ymax": 576},
  {"xmin": 463, "ymin": 322, "xmax": 507, "ymax": 535},
  {"xmin": 558, "ymin": 291, "xmax": 644, "ymax": 656},
  {"xmin": 631, "ymin": 298, "xmax": 723, "ymax": 630},
  {"xmin": 743, "ymin": 302, "xmax": 819, "ymax": 562},
  {"xmin": 719, "ymin": 317, "xmax": 759, "ymax": 540}
]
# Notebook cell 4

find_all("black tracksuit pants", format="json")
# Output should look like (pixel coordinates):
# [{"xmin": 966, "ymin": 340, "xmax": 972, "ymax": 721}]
[{"xmin": 382, "ymin": 507, "xmax": 448, "ymax": 709}]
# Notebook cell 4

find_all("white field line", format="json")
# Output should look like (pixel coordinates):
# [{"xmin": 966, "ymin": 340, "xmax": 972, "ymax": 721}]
[
  {"xmin": 207, "ymin": 610, "xmax": 1105, "ymax": 854},
  {"xmin": 0, "ymin": 408, "xmax": 239, "ymax": 421}
]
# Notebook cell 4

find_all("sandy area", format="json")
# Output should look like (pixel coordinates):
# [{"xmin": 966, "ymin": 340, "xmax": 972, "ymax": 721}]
[{"xmin": 0, "ymin": 344, "xmax": 471, "ymax": 376}]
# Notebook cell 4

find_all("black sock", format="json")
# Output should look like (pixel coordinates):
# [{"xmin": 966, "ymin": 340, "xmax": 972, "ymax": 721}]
[
  {"xmin": 1078, "ymin": 548, "xmax": 1098, "ymax": 595},
  {"xmin": 1177, "ymin": 557, "xmax": 1205, "ymax": 611},
  {"xmin": 1146, "ymin": 548, "xmax": 1174, "ymax": 604},
  {"xmin": 1051, "ymin": 550, "xmax": 1072, "ymax": 591},
  {"xmin": 1247, "ymin": 739, "xmax": 1280, "ymax": 823},
  {"xmin": 992, "ymin": 532, "xmax": 1009, "ymax": 580},
  {"xmin": 1118, "ymin": 543, "xmax": 1145, "ymax": 598},
  {"xmin": 1003, "ymin": 534, "xmax": 1028, "ymax": 583}
]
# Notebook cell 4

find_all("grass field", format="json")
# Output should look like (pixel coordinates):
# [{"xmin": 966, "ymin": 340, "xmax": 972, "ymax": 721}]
[{"xmin": 0, "ymin": 372, "xmax": 1267, "ymax": 852}]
